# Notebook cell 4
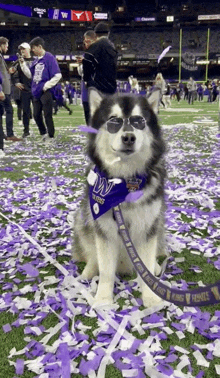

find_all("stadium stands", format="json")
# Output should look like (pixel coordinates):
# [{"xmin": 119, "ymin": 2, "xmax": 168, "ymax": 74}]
[{"xmin": 6, "ymin": 27, "xmax": 220, "ymax": 56}]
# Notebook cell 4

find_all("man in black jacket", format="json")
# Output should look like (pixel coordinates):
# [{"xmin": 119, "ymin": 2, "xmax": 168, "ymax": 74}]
[{"xmin": 83, "ymin": 22, "xmax": 118, "ymax": 96}]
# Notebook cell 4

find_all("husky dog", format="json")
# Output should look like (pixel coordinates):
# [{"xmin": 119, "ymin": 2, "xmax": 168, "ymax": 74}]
[{"xmin": 72, "ymin": 88, "xmax": 166, "ymax": 308}]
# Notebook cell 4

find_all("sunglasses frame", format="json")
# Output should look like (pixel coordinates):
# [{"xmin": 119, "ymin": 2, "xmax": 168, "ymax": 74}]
[{"xmin": 106, "ymin": 115, "xmax": 146, "ymax": 134}]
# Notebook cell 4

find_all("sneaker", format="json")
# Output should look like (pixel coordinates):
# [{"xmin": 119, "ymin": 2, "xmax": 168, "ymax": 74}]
[
  {"xmin": 0, "ymin": 149, "xmax": 5, "ymax": 158},
  {"xmin": 45, "ymin": 137, "xmax": 55, "ymax": 146},
  {"xmin": 40, "ymin": 134, "xmax": 48, "ymax": 141},
  {"xmin": 22, "ymin": 132, "xmax": 30, "ymax": 138},
  {"xmin": 69, "ymin": 110, "xmax": 73, "ymax": 115},
  {"xmin": 6, "ymin": 135, "xmax": 23, "ymax": 142}
]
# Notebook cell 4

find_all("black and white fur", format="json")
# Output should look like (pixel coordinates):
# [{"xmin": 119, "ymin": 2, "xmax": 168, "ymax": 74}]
[{"xmin": 72, "ymin": 88, "xmax": 167, "ymax": 308}]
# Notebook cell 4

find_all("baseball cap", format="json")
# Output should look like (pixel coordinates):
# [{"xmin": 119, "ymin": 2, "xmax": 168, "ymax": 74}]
[
  {"xmin": 94, "ymin": 22, "xmax": 110, "ymax": 34},
  {"xmin": 18, "ymin": 42, "xmax": 31, "ymax": 50}
]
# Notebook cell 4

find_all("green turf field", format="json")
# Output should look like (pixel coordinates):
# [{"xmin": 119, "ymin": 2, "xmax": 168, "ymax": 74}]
[{"xmin": 0, "ymin": 98, "xmax": 219, "ymax": 378}]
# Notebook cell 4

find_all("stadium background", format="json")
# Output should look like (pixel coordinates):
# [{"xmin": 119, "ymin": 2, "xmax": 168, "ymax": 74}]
[{"xmin": 1, "ymin": 0, "xmax": 220, "ymax": 85}]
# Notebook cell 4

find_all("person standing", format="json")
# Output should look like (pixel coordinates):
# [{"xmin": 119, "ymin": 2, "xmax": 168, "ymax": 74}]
[
  {"xmin": 128, "ymin": 75, "xmax": 139, "ymax": 94},
  {"xmin": 175, "ymin": 82, "xmax": 181, "ymax": 102},
  {"xmin": 83, "ymin": 22, "xmax": 118, "ymax": 96},
  {"xmin": 20, "ymin": 37, "xmax": 62, "ymax": 141},
  {"xmin": 163, "ymin": 82, "xmax": 171, "ymax": 108},
  {"xmin": 53, "ymin": 82, "xmax": 72, "ymax": 115},
  {"xmin": 153, "ymin": 72, "xmax": 166, "ymax": 112},
  {"xmin": 212, "ymin": 80, "xmax": 218, "ymax": 102},
  {"xmin": 187, "ymin": 77, "xmax": 197, "ymax": 105},
  {"xmin": 0, "ymin": 37, "xmax": 21, "ymax": 141},
  {"xmin": 197, "ymin": 84, "xmax": 204, "ymax": 102},
  {"xmin": 65, "ymin": 81, "xmax": 73, "ymax": 105},
  {"xmin": 0, "ymin": 71, "xmax": 5, "ymax": 157},
  {"xmin": 205, "ymin": 80, "xmax": 212, "ymax": 103},
  {"xmin": 77, "ymin": 30, "xmax": 97, "ymax": 124},
  {"xmin": 12, "ymin": 42, "xmax": 34, "ymax": 138}
]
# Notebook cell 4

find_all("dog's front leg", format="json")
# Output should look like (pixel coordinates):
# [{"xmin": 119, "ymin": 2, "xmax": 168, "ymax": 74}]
[
  {"xmin": 138, "ymin": 235, "xmax": 162, "ymax": 307},
  {"xmin": 93, "ymin": 236, "xmax": 118, "ymax": 308}
]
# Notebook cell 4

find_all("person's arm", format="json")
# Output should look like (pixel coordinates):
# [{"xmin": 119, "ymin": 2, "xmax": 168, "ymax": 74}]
[
  {"xmin": 42, "ymin": 55, "xmax": 62, "ymax": 91},
  {"xmin": 19, "ymin": 61, "xmax": 32, "ymax": 79},
  {"xmin": 0, "ymin": 70, "xmax": 5, "ymax": 101},
  {"xmin": 77, "ymin": 63, "xmax": 83, "ymax": 77},
  {"xmin": 43, "ymin": 73, "xmax": 62, "ymax": 91},
  {"xmin": 83, "ymin": 49, "xmax": 97, "ymax": 84}
]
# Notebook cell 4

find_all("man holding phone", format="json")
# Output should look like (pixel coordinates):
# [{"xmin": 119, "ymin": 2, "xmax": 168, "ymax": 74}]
[{"xmin": 11, "ymin": 42, "xmax": 34, "ymax": 138}]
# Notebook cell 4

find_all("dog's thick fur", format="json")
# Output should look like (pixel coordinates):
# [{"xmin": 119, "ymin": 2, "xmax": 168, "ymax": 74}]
[{"xmin": 72, "ymin": 88, "xmax": 166, "ymax": 308}]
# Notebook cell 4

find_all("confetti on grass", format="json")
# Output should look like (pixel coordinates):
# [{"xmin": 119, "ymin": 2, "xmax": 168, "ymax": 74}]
[
  {"xmin": 2, "ymin": 323, "xmax": 12, "ymax": 333},
  {"xmin": 0, "ymin": 121, "xmax": 220, "ymax": 377}
]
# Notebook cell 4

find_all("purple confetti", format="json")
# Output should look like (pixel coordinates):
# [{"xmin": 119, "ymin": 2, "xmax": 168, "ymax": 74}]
[
  {"xmin": 15, "ymin": 359, "xmax": 24, "ymax": 375},
  {"xmin": 0, "ymin": 166, "xmax": 14, "ymax": 171},
  {"xmin": 196, "ymin": 372, "xmax": 205, "ymax": 378},
  {"xmin": 157, "ymin": 363, "xmax": 174, "ymax": 376},
  {"xmin": 21, "ymin": 263, "xmax": 39, "ymax": 277},
  {"xmin": 2, "ymin": 323, "xmax": 12, "ymax": 333}
]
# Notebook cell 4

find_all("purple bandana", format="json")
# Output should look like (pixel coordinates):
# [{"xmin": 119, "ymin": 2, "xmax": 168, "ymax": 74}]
[{"xmin": 89, "ymin": 166, "xmax": 148, "ymax": 220}]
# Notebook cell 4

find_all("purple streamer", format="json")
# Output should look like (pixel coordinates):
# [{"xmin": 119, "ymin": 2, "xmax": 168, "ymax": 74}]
[
  {"xmin": 78, "ymin": 125, "xmax": 98, "ymax": 134},
  {"xmin": 59, "ymin": 343, "xmax": 71, "ymax": 378}
]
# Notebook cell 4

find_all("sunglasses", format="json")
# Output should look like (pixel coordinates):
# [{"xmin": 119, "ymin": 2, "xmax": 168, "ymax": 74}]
[{"xmin": 106, "ymin": 116, "xmax": 146, "ymax": 134}]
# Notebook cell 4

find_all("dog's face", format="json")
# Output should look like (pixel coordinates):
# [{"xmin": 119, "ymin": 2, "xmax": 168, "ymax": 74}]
[
  {"xmin": 101, "ymin": 104, "xmax": 150, "ymax": 157},
  {"xmin": 87, "ymin": 89, "xmax": 164, "ymax": 177}
]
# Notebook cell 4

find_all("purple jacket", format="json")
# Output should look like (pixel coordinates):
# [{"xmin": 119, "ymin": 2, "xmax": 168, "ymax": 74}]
[{"xmin": 30, "ymin": 52, "xmax": 60, "ymax": 99}]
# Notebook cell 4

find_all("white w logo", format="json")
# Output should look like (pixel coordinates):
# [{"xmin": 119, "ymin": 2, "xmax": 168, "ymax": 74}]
[
  {"xmin": 93, "ymin": 174, "xmax": 114, "ymax": 197},
  {"xmin": 61, "ymin": 12, "xmax": 68, "ymax": 19}
]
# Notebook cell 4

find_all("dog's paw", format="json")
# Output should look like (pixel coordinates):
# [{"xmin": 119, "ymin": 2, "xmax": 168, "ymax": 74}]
[
  {"xmin": 92, "ymin": 295, "xmax": 113, "ymax": 309},
  {"xmin": 154, "ymin": 262, "xmax": 162, "ymax": 276},
  {"xmin": 81, "ymin": 264, "xmax": 98, "ymax": 280},
  {"xmin": 142, "ymin": 293, "xmax": 162, "ymax": 308}
]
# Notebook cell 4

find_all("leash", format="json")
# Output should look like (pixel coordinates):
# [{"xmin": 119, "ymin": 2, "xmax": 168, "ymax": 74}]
[{"xmin": 113, "ymin": 204, "xmax": 220, "ymax": 307}]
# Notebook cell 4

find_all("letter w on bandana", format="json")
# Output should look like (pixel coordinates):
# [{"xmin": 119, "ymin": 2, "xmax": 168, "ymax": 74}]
[{"xmin": 89, "ymin": 166, "xmax": 148, "ymax": 219}]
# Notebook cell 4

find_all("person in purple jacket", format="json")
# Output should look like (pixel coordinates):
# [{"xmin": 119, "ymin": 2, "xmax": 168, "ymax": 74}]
[
  {"xmin": 20, "ymin": 37, "xmax": 62, "ymax": 142},
  {"xmin": 53, "ymin": 83, "xmax": 72, "ymax": 115}
]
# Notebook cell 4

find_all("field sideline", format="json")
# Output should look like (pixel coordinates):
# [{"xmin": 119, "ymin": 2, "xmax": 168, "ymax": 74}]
[{"xmin": 0, "ymin": 98, "xmax": 219, "ymax": 378}]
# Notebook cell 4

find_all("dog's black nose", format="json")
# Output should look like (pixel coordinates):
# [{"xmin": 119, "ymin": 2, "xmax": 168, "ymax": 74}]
[{"xmin": 121, "ymin": 133, "xmax": 136, "ymax": 145}]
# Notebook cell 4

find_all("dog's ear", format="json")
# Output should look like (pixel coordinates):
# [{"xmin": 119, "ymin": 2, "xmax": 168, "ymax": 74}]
[
  {"xmin": 89, "ymin": 88, "xmax": 103, "ymax": 117},
  {"xmin": 147, "ymin": 88, "xmax": 160, "ymax": 114}
]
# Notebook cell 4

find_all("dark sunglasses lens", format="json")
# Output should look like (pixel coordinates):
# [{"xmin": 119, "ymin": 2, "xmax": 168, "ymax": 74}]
[
  {"xmin": 129, "ymin": 116, "xmax": 146, "ymax": 130},
  {"xmin": 107, "ymin": 117, "xmax": 123, "ymax": 133}
]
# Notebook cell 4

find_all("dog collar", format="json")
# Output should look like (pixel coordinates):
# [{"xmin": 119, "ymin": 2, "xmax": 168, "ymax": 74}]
[{"xmin": 88, "ymin": 166, "xmax": 148, "ymax": 220}]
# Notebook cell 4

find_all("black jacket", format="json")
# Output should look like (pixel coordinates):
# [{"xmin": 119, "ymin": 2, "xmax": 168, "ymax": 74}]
[
  {"xmin": 83, "ymin": 37, "xmax": 118, "ymax": 95},
  {"xmin": 12, "ymin": 57, "xmax": 33, "ymax": 92}
]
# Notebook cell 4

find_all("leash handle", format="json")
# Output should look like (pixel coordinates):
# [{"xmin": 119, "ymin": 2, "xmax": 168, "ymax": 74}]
[{"xmin": 113, "ymin": 205, "xmax": 220, "ymax": 307}]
